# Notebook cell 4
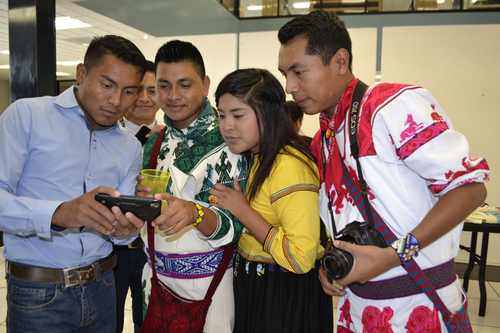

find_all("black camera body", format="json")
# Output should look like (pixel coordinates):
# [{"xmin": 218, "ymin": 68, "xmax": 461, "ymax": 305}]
[{"xmin": 322, "ymin": 221, "xmax": 386, "ymax": 280}]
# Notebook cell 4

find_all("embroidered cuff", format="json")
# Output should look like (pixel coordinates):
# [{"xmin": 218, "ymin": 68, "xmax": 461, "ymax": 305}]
[
  {"xmin": 391, "ymin": 233, "xmax": 420, "ymax": 265},
  {"xmin": 263, "ymin": 227, "xmax": 279, "ymax": 253},
  {"xmin": 197, "ymin": 207, "xmax": 222, "ymax": 240}
]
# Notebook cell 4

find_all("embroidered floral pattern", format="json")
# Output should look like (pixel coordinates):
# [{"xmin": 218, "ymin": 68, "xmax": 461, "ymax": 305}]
[
  {"xmin": 362, "ymin": 305, "xmax": 393, "ymax": 333},
  {"xmin": 405, "ymin": 306, "xmax": 441, "ymax": 333}
]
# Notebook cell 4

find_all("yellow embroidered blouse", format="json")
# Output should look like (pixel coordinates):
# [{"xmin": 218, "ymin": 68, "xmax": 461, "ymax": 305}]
[{"xmin": 237, "ymin": 146, "xmax": 324, "ymax": 274}]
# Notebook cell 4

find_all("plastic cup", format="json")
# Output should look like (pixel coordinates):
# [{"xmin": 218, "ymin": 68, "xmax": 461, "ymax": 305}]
[{"xmin": 140, "ymin": 169, "xmax": 171, "ymax": 195}]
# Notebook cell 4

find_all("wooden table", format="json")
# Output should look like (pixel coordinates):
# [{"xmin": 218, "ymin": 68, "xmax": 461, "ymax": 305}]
[{"xmin": 460, "ymin": 222, "xmax": 500, "ymax": 316}]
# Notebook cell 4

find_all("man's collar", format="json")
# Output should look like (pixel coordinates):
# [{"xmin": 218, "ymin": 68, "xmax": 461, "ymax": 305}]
[
  {"xmin": 54, "ymin": 85, "xmax": 80, "ymax": 109},
  {"xmin": 162, "ymin": 97, "xmax": 215, "ymax": 129},
  {"xmin": 55, "ymin": 85, "xmax": 118, "ymax": 131}
]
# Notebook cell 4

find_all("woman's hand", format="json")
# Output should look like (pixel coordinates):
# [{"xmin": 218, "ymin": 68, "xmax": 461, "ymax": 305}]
[{"xmin": 209, "ymin": 177, "xmax": 248, "ymax": 215}]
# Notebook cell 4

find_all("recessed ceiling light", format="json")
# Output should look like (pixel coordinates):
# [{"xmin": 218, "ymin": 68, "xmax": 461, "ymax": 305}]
[
  {"xmin": 56, "ymin": 72, "xmax": 70, "ymax": 76},
  {"xmin": 57, "ymin": 60, "xmax": 83, "ymax": 66},
  {"xmin": 0, "ymin": 50, "xmax": 9, "ymax": 55},
  {"xmin": 0, "ymin": 65, "xmax": 9, "ymax": 69},
  {"xmin": 143, "ymin": 35, "xmax": 148, "ymax": 39},
  {"xmin": 247, "ymin": 5, "xmax": 263, "ymax": 11},
  {"xmin": 437, "ymin": 0, "xmax": 445, "ymax": 3},
  {"xmin": 293, "ymin": 2, "xmax": 311, "ymax": 9},
  {"xmin": 56, "ymin": 17, "xmax": 91, "ymax": 30}
]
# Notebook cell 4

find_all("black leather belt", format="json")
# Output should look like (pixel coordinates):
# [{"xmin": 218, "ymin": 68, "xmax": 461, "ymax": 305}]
[
  {"xmin": 6, "ymin": 254, "xmax": 117, "ymax": 289},
  {"xmin": 114, "ymin": 237, "xmax": 144, "ymax": 251},
  {"xmin": 127, "ymin": 237, "xmax": 144, "ymax": 249}
]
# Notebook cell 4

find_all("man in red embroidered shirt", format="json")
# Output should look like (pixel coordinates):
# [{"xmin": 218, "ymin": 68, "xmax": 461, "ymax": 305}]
[{"xmin": 278, "ymin": 10, "xmax": 488, "ymax": 332}]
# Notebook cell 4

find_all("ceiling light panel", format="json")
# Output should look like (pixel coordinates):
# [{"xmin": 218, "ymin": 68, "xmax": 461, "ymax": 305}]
[
  {"xmin": 55, "ymin": 16, "xmax": 91, "ymax": 30},
  {"xmin": 293, "ymin": 2, "xmax": 311, "ymax": 9}
]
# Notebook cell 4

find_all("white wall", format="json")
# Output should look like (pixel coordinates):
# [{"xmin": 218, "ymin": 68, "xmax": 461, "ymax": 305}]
[
  {"xmin": 238, "ymin": 28, "xmax": 378, "ymax": 139},
  {"xmin": 381, "ymin": 24, "xmax": 500, "ymax": 265},
  {"xmin": 0, "ymin": 80, "xmax": 9, "ymax": 115}
]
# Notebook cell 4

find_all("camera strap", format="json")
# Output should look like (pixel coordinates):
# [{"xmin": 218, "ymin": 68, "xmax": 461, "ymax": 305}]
[
  {"xmin": 339, "ymin": 81, "xmax": 458, "ymax": 320},
  {"xmin": 346, "ymin": 81, "xmax": 377, "ymax": 232}
]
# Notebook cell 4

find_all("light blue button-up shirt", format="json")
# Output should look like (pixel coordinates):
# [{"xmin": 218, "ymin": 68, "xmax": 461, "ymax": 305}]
[{"xmin": 0, "ymin": 86, "xmax": 142, "ymax": 269}]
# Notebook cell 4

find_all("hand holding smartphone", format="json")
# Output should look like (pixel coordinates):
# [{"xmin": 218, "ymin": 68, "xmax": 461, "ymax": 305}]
[
  {"xmin": 95, "ymin": 193, "xmax": 161, "ymax": 222},
  {"xmin": 135, "ymin": 125, "xmax": 151, "ymax": 146}
]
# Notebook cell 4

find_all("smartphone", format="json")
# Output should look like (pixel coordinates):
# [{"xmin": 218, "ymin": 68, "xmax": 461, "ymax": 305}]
[
  {"xmin": 95, "ymin": 193, "xmax": 161, "ymax": 222},
  {"xmin": 135, "ymin": 125, "xmax": 151, "ymax": 146}
]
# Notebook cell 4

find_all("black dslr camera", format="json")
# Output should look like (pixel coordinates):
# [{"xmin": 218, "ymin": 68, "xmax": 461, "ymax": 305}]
[{"xmin": 322, "ymin": 221, "xmax": 387, "ymax": 280}]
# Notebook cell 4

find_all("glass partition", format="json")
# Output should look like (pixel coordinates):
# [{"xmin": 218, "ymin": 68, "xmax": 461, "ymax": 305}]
[{"xmin": 215, "ymin": 0, "xmax": 500, "ymax": 18}]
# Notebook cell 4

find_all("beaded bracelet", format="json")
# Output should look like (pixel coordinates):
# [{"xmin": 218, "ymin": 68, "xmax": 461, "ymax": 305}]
[
  {"xmin": 391, "ymin": 233, "xmax": 420, "ymax": 265},
  {"xmin": 191, "ymin": 201, "xmax": 204, "ymax": 226}
]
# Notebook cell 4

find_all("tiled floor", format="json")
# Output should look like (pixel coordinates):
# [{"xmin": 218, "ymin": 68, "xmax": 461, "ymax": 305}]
[{"xmin": 0, "ymin": 254, "xmax": 499, "ymax": 332}]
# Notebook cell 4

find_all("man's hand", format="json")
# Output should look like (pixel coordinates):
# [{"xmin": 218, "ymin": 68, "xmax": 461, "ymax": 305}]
[
  {"xmin": 318, "ymin": 266, "xmax": 347, "ymax": 297},
  {"xmin": 108, "ymin": 205, "xmax": 145, "ymax": 237},
  {"xmin": 146, "ymin": 124, "xmax": 166, "ymax": 138},
  {"xmin": 135, "ymin": 173, "xmax": 153, "ymax": 198},
  {"xmin": 333, "ymin": 240, "xmax": 401, "ymax": 286},
  {"xmin": 51, "ymin": 186, "xmax": 144, "ymax": 237},
  {"xmin": 150, "ymin": 193, "xmax": 199, "ymax": 236}
]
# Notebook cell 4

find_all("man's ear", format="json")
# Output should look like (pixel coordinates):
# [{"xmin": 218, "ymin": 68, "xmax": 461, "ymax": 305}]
[
  {"xmin": 76, "ymin": 63, "xmax": 87, "ymax": 85},
  {"xmin": 203, "ymin": 75, "xmax": 211, "ymax": 98},
  {"xmin": 332, "ymin": 49, "xmax": 350, "ymax": 76}
]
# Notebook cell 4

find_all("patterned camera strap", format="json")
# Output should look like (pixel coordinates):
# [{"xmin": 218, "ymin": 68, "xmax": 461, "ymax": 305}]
[{"xmin": 340, "ymin": 80, "xmax": 452, "ymax": 317}]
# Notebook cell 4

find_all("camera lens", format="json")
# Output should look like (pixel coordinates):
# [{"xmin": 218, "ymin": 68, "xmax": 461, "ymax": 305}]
[{"xmin": 322, "ymin": 248, "xmax": 354, "ymax": 280}]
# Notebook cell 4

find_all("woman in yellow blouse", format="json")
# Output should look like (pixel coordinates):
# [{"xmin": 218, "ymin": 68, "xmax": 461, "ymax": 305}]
[{"xmin": 209, "ymin": 68, "xmax": 333, "ymax": 333}]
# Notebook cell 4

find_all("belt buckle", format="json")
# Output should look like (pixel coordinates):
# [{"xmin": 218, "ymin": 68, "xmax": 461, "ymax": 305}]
[{"xmin": 63, "ymin": 264, "xmax": 96, "ymax": 288}]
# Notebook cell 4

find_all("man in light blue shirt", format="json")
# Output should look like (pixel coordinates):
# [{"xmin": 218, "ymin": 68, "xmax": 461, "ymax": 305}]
[{"xmin": 0, "ymin": 35, "xmax": 147, "ymax": 332}]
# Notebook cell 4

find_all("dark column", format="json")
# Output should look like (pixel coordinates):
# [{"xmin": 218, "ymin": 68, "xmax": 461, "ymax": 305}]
[{"xmin": 8, "ymin": 0, "xmax": 56, "ymax": 103}]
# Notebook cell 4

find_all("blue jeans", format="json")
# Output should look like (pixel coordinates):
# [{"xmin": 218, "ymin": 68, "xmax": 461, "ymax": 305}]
[{"xmin": 6, "ymin": 269, "xmax": 116, "ymax": 333}]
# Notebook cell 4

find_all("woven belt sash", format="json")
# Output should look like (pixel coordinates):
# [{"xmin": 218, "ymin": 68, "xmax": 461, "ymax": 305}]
[
  {"xmin": 147, "ymin": 247, "xmax": 234, "ymax": 279},
  {"xmin": 348, "ymin": 259, "xmax": 456, "ymax": 300}
]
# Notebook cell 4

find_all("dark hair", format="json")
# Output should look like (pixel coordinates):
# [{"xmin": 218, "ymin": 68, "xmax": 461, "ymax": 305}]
[
  {"xmin": 84, "ymin": 35, "xmax": 146, "ymax": 76},
  {"xmin": 286, "ymin": 100, "xmax": 303, "ymax": 123},
  {"xmin": 155, "ymin": 40, "xmax": 206, "ymax": 80},
  {"xmin": 145, "ymin": 60, "xmax": 155, "ymax": 73},
  {"xmin": 278, "ymin": 10, "xmax": 352, "ymax": 72},
  {"xmin": 215, "ymin": 68, "xmax": 316, "ymax": 203}
]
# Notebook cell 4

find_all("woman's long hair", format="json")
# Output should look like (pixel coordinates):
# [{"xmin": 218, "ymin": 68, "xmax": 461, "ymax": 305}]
[{"xmin": 215, "ymin": 68, "xmax": 316, "ymax": 202}]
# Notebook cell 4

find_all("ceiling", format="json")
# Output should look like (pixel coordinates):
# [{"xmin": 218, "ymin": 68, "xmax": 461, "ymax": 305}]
[
  {"xmin": 0, "ymin": 0, "xmax": 236, "ymax": 81},
  {"xmin": 0, "ymin": 0, "xmax": 496, "ymax": 82}
]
